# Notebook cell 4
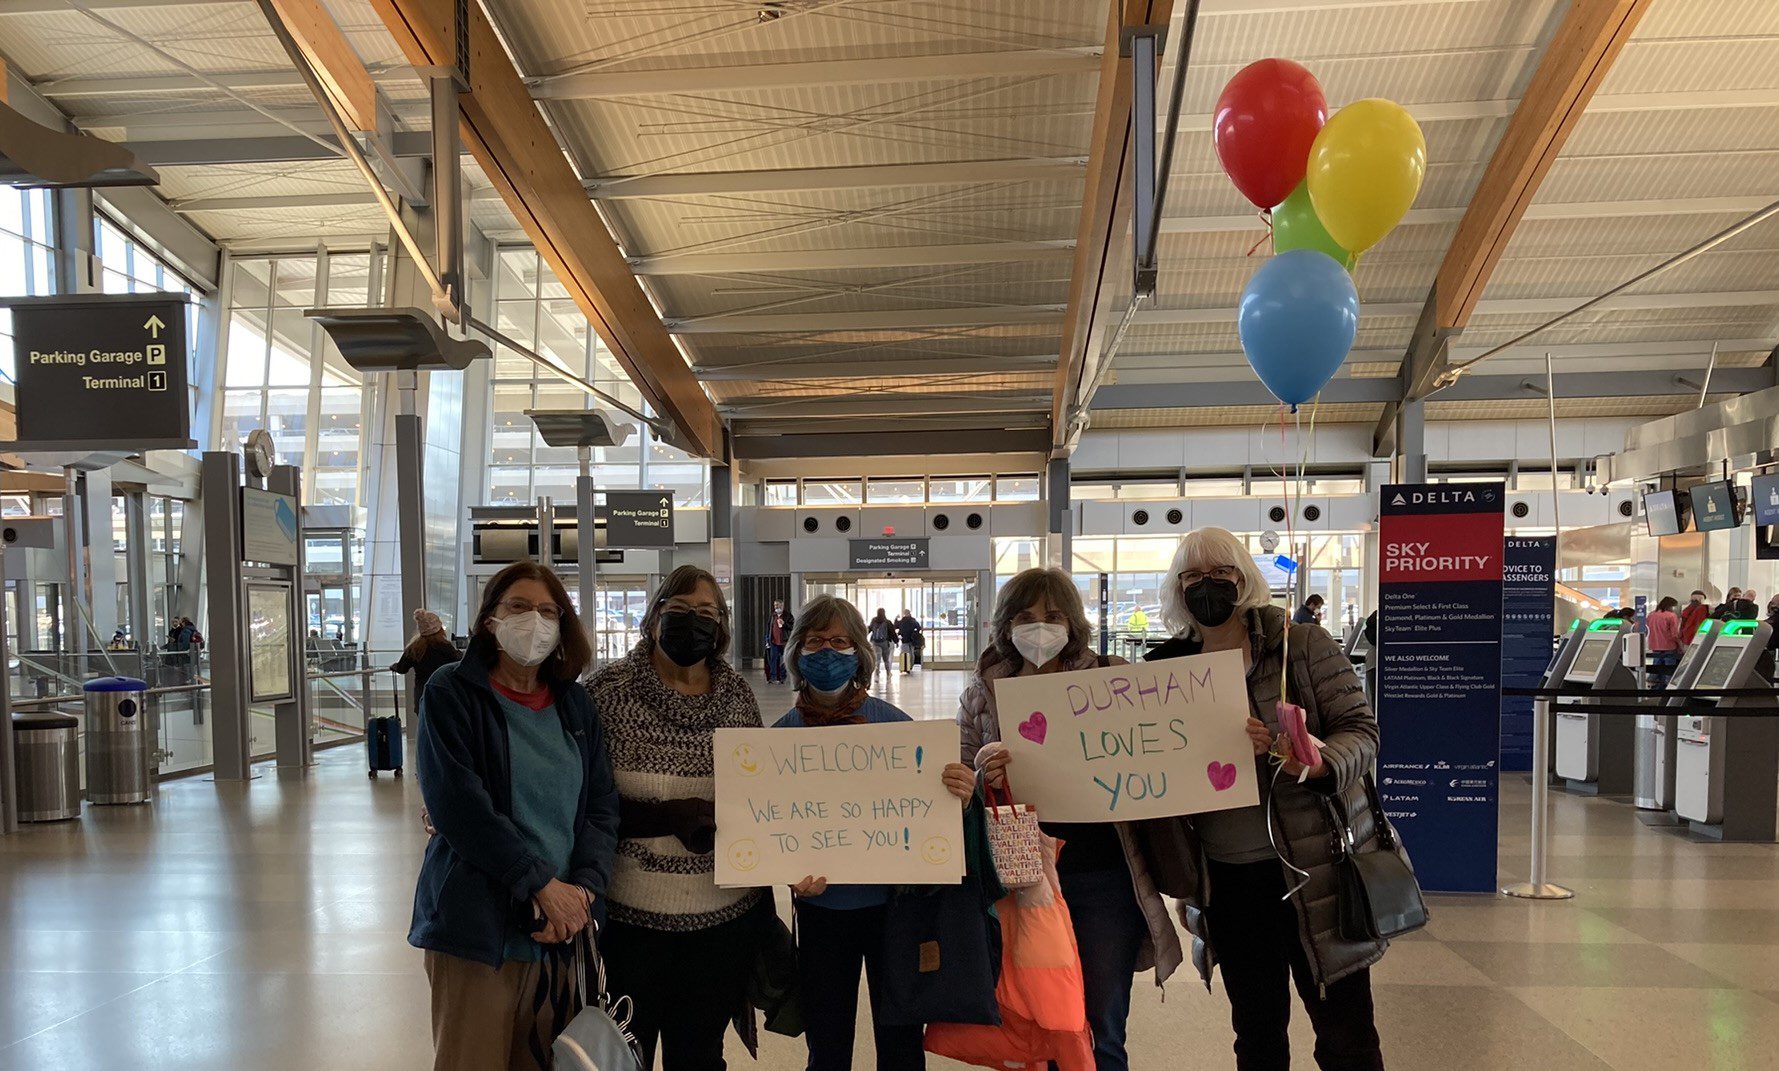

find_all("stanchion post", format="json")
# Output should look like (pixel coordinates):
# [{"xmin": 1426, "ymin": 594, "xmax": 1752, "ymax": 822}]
[{"xmin": 1503, "ymin": 695, "xmax": 1574, "ymax": 900}]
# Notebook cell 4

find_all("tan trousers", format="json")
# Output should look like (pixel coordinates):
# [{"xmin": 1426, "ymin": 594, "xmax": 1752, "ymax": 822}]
[{"xmin": 425, "ymin": 950, "xmax": 563, "ymax": 1071}]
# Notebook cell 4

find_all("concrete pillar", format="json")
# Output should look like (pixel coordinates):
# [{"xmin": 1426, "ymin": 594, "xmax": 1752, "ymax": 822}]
[
  {"xmin": 1045, "ymin": 457, "xmax": 1071, "ymax": 569},
  {"xmin": 1394, "ymin": 398, "xmax": 1427, "ymax": 484}
]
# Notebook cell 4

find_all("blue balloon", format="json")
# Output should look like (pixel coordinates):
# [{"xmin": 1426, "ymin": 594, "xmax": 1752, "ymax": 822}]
[{"xmin": 1237, "ymin": 248, "xmax": 1360, "ymax": 407}]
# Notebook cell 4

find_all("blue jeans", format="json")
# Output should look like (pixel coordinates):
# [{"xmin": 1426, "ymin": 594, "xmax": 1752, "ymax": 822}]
[
  {"xmin": 766, "ymin": 643, "xmax": 786, "ymax": 682},
  {"xmin": 1059, "ymin": 866, "xmax": 1148, "ymax": 1071}
]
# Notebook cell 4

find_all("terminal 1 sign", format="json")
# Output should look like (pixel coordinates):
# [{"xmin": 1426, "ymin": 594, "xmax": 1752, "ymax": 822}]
[{"xmin": 6, "ymin": 293, "xmax": 193, "ymax": 451}]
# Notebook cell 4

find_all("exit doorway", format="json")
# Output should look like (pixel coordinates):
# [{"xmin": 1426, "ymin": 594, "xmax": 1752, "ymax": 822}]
[{"xmin": 803, "ymin": 572, "xmax": 981, "ymax": 669}]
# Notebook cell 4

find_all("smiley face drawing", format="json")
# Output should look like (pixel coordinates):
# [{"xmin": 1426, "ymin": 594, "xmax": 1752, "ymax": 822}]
[
  {"xmin": 732, "ymin": 743, "xmax": 761, "ymax": 777},
  {"xmin": 728, "ymin": 839, "xmax": 760, "ymax": 873},
  {"xmin": 920, "ymin": 836, "xmax": 953, "ymax": 867}
]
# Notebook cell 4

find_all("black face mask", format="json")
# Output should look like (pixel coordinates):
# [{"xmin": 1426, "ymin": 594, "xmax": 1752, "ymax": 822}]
[
  {"xmin": 658, "ymin": 610, "xmax": 720, "ymax": 667},
  {"xmin": 1186, "ymin": 577, "xmax": 1240, "ymax": 628}
]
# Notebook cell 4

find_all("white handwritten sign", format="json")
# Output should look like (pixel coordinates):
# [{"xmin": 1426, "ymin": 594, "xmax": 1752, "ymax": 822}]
[
  {"xmin": 991, "ymin": 652, "xmax": 1258, "ymax": 821},
  {"xmin": 714, "ymin": 721, "xmax": 966, "ymax": 888}
]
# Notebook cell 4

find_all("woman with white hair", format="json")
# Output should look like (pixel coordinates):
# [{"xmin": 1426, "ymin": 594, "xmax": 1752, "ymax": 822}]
[
  {"xmin": 960, "ymin": 568, "xmax": 1183, "ymax": 1071},
  {"xmin": 1146, "ymin": 527, "xmax": 1388, "ymax": 1071}
]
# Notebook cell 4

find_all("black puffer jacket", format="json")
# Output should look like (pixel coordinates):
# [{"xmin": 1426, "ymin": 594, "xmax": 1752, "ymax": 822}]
[{"xmin": 1144, "ymin": 605, "xmax": 1392, "ymax": 991}]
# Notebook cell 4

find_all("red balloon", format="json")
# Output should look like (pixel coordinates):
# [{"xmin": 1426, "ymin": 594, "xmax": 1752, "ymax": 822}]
[{"xmin": 1214, "ymin": 59, "xmax": 1328, "ymax": 210}]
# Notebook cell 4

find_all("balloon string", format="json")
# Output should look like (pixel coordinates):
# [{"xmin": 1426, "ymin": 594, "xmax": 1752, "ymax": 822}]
[{"xmin": 1246, "ymin": 209, "xmax": 1273, "ymax": 258}]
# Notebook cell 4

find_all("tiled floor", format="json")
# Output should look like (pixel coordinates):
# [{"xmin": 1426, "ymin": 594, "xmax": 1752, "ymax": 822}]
[{"xmin": 3, "ymin": 668, "xmax": 1778, "ymax": 1070}]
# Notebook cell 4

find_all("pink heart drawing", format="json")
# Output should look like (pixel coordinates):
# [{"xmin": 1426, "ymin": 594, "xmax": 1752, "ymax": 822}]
[
  {"xmin": 1206, "ymin": 761, "xmax": 1238, "ymax": 792},
  {"xmin": 1017, "ymin": 712, "xmax": 1048, "ymax": 746}
]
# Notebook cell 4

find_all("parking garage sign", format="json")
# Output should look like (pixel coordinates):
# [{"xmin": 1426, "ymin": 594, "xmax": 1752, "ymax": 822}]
[
  {"xmin": 604, "ymin": 490, "xmax": 675, "ymax": 547},
  {"xmin": 6, "ymin": 293, "xmax": 192, "ymax": 450}
]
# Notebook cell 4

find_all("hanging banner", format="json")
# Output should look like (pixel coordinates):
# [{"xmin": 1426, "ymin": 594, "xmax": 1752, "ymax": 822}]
[
  {"xmin": 990, "ymin": 651, "xmax": 1258, "ymax": 822},
  {"xmin": 1500, "ymin": 537, "xmax": 1555, "ymax": 772},
  {"xmin": 1376, "ymin": 483, "xmax": 1505, "ymax": 894},
  {"xmin": 714, "ymin": 721, "xmax": 965, "ymax": 887}
]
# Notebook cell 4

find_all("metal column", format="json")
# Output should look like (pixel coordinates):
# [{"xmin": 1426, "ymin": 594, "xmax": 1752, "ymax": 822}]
[
  {"xmin": 269, "ymin": 464, "xmax": 313, "ymax": 770},
  {"xmin": 201, "ymin": 451, "xmax": 252, "ymax": 780},
  {"xmin": 123, "ymin": 492, "xmax": 152, "ymax": 651},
  {"xmin": 394, "ymin": 371, "xmax": 427, "ymax": 719},
  {"xmin": 1046, "ymin": 457, "xmax": 1072, "ymax": 569},
  {"xmin": 577, "ymin": 450, "xmax": 599, "ymax": 663},
  {"xmin": 0, "ymin": 538, "xmax": 16, "ymax": 834},
  {"xmin": 1395, "ymin": 398, "xmax": 1427, "ymax": 484},
  {"xmin": 62, "ymin": 466, "xmax": 82, "ymax": 660}
]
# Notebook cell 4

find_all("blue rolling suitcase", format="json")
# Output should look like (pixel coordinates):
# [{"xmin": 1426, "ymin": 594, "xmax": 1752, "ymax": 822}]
[{"xmin": 368, "ymin": 675, "xmax": 404, "ymax": 778}]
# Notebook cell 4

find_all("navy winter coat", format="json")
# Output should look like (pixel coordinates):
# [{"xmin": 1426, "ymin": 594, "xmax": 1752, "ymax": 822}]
[{"xmin": 408, "ymin": 654, "xmax": 621, "ymax": 967}]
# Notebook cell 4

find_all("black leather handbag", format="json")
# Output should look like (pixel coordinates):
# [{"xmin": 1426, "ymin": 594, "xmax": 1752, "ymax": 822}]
[{"xmin": 1326, "ymin": 776, "xmax": 1428, "ymax": 942}]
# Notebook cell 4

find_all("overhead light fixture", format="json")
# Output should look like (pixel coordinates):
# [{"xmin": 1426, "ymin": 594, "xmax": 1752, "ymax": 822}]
[{"xmin": 0, "ymin": 100, "xmax": 158, "ymax": 188}]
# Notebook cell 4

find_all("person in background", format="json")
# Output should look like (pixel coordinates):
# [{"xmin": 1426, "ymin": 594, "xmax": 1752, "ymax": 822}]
[
  {"xmin": 1147, "ymin": 526, "xmax": 1387, "ymax": 1071},
  {"xmin": 1720, "ymin": 588, "xmax": 1759, "ymax": 621},
  {"xmin": 1646, "ymin": 596, "xmax": 1682, "ymax": 684},
  {"xmin": 895, "ymin": 609, "xmax": 923, "ymax": 673},
  {"xmin": 593, "ymin": 565, "xmax": 769, "ymax": 1070},
  {"xmin": 1679, "ymin": 590, "xmax": 1711, "ymax": 645},
  {"xmin": 962, "ymin": 568, "xmax": 1182, "ymax": 1071},
  {"xmin": 764, "ymin": 598, "xmax": 793, "ymax": 685},
  {"xmin": 393, "ymin": 609, "xmax": 463, "ymax": 698},
  {"xmin": 1713, "ymin": 587, "xmax": 1743, "ymax": 620},
  {"xmin": 166, "ymin": 616, "xmax": 197, "ymax": 652},
  {"xmin": 1766, "ymin": 594, "xmax": 1779, "ymax": 651},
  {"xmin": 775, "ymin": 594, "xmax": 975, "ymax": 1071},
  {"xmin": 1293, "ymin": 593, "xmax": 1325, "ymax": 626},
  {"xmin": 867, "ymin": 607, "xmax": 896, "ymax": 683},
  {"xmin": 410, "ymin": 560, "xmax": 619, "ymax": 1071}
]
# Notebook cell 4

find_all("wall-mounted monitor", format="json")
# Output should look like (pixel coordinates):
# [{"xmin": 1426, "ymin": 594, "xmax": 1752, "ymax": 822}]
[
  {"xmin": 1643, "ymin": 489, "xmax": 1684, "ymax": 537},
  {"xmin": 1751, "ymin": 473, "xmax": 1779, "ymax": 527},
  {"xmin": 1691, "ymin": 479, "xmax": 1739, "ymax": 532}
]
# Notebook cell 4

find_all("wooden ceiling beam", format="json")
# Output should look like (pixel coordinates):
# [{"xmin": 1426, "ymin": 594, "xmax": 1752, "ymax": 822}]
[
  {"xmin": 265, "ymin": 0, "xmax": 379, "ymax": 133},
  {"xmin": 367, "ymin": 0, "xmax": 723, "ymax": 458}
]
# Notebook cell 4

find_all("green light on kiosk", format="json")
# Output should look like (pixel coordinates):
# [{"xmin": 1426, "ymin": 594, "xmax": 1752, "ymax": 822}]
[
  {"xmin": 1586, "ymin": 618, "xmax": 1625, "ymax": 632},
  {"xmin": 1722, "ymin": 619, "xmax": 1760, "ymax": 636},
  {"xmin": 1696, "ymin": 620, "xmax": 1715, "ymax": 637}
]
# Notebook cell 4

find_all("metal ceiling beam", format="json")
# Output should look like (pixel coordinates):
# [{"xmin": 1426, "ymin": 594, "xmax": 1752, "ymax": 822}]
[
  {"xmin": 667, "ymin": 306, "xmax": 1065, "ymax": 334},
  {"xmin": 532, "ymin": 48, "xmax": 1100, "ymax": 99},
  {"xmin": 171, "ymin": 188, "xmax": 493, "ymax": 214},
  {"xmin": 731, "ymin": 427, "xmax": 1052, "ymax": 460},
  {"xmin": 37, "ymin": 66, "xmax": 415, "ymax": 99},
  {"xmin": 1375, "ymin": 0, "xmax": 1654, "ymax": 457},
  {"xmin": 128, "ymin": 130, "xmax": 431, "ymax": 166},
  {"xmin": 0, "ymin": 0, "xmax": 240, "ymax": 10},
  {"xmin": 369, "ymin": 0, "xmax": 723, "ymax": 458},
  {"xmin": 722, "ymin": 393, "xmax": 1051, "ymax": 418},
  {"xmin": 631, "ymin": 241, "xmax": 1075, "ymax": 276},
  {"xmin": 585, "ymin": 157, "xmax": 1087, "ymax": 199},
  {"xmin": 1159, "ymin": 196, "xmax": 1778, "ymax": 234},
  {"xmin": 1128, "ymin": 291, "xmax": 1779, "ymax": 327},
  {"xmin": 695, "ymin": 357, "xmax": 1056, "ymax": 381},
  {"xmin": 1200, "ymin": 0, "xmax": 1488, "ymax": 11},
  {"xmin": 1112, "ymin": 338, "xmax": 1777, "ymax": 370},
  {"xmin": 1091, "ymin": 366, "xmax": 1771, "ymax": 410},
  {"xmin": 1054, "ymin": 0, "xmax": 1176, "ymax": 454}
]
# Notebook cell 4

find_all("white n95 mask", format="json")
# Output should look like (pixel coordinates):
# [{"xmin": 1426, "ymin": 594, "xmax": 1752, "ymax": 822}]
[
  {"xmin": 493, "ymin": 611, "xmax": 559, "ymax": 667},
  {"xmin": 1011, "ymin": 622, "xmax": 1069, "ymax": 668}
]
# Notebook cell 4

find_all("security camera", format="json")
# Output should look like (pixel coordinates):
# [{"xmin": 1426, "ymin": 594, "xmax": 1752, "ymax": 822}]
[{"xmin": 1, "ymin": 517, "xmax": 55, "ymax": 549}]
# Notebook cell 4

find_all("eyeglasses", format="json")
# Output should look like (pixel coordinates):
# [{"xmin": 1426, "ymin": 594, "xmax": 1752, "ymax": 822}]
[
  {"xmin": 1179, "ymin": 565, "xmax": 1241, "ymax": 586},
  {"xmin": 663, "ymin": 599, "xmax": 723, "ymax": 623},
  {"xmin": 498, "ymin": 598, "xmax": 564, "ymax": 622},
  {"xmin": 801, "ymin": 635, "xmax": 855, "ymax": 652}
]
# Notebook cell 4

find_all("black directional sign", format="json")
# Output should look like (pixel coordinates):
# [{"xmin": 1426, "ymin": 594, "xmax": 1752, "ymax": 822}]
[
  {"xmin": 849, "ymin": 538, "xmax": 930, "ymax": 570},
  {"xmin": 603, "ymin": 490, "xmax": 675, "ymax": 548},
  {"xmin": 7, "ymin": 293, "xmax": 193, "ymax": 451}
]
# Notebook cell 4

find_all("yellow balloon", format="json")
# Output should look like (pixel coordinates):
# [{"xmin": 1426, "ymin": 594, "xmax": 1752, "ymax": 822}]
[{"xmin": 1306, "ymin": 99, "xmax": 1426, "ymax": 254}]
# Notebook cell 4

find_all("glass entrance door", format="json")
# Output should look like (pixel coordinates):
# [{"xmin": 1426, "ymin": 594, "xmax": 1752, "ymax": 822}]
[{"xmin": 804, "ymin": 573, "xmax": 981, "ymax": 668}]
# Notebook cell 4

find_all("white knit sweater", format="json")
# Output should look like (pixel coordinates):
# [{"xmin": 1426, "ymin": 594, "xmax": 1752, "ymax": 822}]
[{"xmin": 591, "ymin": 646, "xmax": 764, "ymax": 931}]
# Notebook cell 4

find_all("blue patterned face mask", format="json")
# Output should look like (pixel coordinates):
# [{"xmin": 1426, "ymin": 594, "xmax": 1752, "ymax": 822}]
[{"xmin": 800, "ymin": 648, "xmax": 858, "ymax": 692}]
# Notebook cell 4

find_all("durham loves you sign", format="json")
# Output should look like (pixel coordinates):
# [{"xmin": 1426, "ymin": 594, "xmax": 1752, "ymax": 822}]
[
  {"xmin": 713, "ymin": 721, "xmax": 965, "ymax": 887},
  {"xmin": 991, "ymin": 652, "xmax": 1258, "ymax": 822}
]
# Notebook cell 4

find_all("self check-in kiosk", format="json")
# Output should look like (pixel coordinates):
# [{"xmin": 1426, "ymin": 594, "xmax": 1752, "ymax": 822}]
[
  {"xmin": 1674, "ymin": 618, "xmax": 1778, "ymax": 841},
  {"xmin": 1556, "ymin": 618, "xmax": 1638, "ymax": 794},
  {"xmin": 1635, "ymin": 619, "xmax": 1722, "ymax": 813}
]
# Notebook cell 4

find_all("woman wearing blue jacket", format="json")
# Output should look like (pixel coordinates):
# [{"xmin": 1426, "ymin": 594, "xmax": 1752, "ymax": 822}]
[
  {"xmin": 774, "ymin": 594, "xmax": 975, "ymax": 1071},
  {"xmin": 409, "ymin": 560, "xmax": 621, "ymax": 1071}
]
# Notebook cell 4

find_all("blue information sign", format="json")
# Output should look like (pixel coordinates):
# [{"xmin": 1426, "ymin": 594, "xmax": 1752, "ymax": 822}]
[
  {"xmin": 1500, "ymin": 537, "xmax": 1555, "ymax": 773},
  {"xmin": 1376, "ymin": 483, "xmax": 1505, "ymax": 894}
]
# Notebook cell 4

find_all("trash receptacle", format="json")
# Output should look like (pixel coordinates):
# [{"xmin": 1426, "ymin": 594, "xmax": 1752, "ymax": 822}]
[
  {"xmin": 84, "ymin": 675, "xmax": 152, "ymax": 805},
  {"xmin": 12, "ymin": 711, "xmax": 81, "ymax": 822}
]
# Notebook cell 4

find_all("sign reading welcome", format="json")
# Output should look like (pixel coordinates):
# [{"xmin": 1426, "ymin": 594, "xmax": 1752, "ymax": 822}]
[
  {"xmin": 991, "ymin": 652, "xmax": 1257, "ymax": 822},
  {"xmin": 714, "ymin": 721, "xmax": 965, "ymax": 887}
]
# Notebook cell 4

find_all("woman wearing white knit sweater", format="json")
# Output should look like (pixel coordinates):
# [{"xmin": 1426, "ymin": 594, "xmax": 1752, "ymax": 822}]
[{"xmin": 591, "ymin": 565, "xmax": 766, "ymax": 1070}]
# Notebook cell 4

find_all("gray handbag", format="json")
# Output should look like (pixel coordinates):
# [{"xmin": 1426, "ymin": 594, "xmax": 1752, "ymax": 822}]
[{"xmin": 545, "ymin": 923, "xmax": 643, "ymax": 1071}]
